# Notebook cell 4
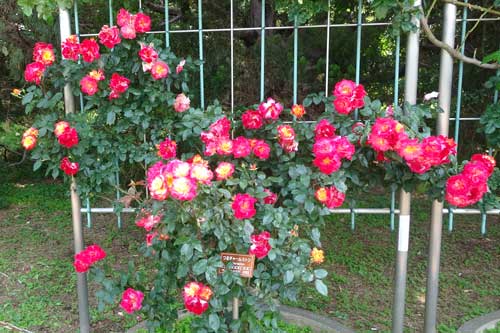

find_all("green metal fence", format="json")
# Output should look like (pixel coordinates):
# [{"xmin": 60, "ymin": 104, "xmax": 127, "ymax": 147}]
[
  {"xmin": 73, "ymin": 0, "xmax": 499, "ymax": 233},
  {"xmin": 60, "ymin": 1, "xmax": 499, "ymax": 332}
]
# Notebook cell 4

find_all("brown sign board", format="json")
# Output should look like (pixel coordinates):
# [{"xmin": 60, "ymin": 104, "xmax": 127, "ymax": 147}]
[{"xmin": 219, "ymin": 253, "xmax": 255, "ymax": 278}]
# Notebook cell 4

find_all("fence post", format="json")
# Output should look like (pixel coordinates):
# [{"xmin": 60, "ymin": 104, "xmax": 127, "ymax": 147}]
[
  {"xmin": 260, "ymin": 0, "xmax": 266, "ymax": 102},
  {"xmin": 424, "ymin": 2, "xmax": 456, "ymax": 332},
  {"xmin": 198, "ymin": 0, "xmax": 205, "ymax": 110},
  {"xmin": 391, "ymin": 1, "xmax": 421, "ymax": 331},
  {"xmin": 59, "ymin": 7, "xmax": 91, "ymax": 333}
]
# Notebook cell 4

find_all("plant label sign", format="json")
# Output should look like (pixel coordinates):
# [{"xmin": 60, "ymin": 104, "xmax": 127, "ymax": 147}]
[{"xmin": 219, "ymin": 253, "xmax": 255, "ymax": 278}]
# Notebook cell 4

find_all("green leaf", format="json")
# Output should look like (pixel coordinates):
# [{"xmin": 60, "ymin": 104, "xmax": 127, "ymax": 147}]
[
  {"xmin": 301, "ymin": 271, "xmax": 314, "ymax": 283},
  {"xmin": 483, "ymin": 50, "xmax": 500, "ymax": 64},
  {"xmin": 311, "ymin": 228, "xmax": 321, "ymax": 247},
  {"xmin": 284, "ymin": 270, "xmax": 294, "ymax": 284},
  {"xmin": 17, "ymin": 0, "xmax": 35, "ymax": 16},
  {"xmin": 106, "ymin": 111, "xmax": 116, "ymax": 125},
  {"xmin": 48, "ymin": 92, "xmax": 63, "ymax": 107},
  {"xmin": 374, "ymin": 5, "xmax": 389, "ymax": 19},
  {"xmin": 180, "ymin": 243, "xmax": 193, "ymax": 260},
  {"xmin": 218, "ymin": 188, "xmax": 232, "ymax": 199},
  {"xmin": 182, "ymin": 81, "xmax": 189, "ymax": 92},
  {"xmin": 305, "ymin": 200, "xmax": 314, "ymax": 214},
  {"xmin": 209, "ymin": 314, "xmax": 220, "ymax": 331},
  {"xmin": 22, "ymin": 92, "xmax": 34, "ymax": 105},
  {"xmin": 303, "ymin": 97, "xmax": 312, "ymax": 107},
  {"xmin": 193, "ymin": 259, "xmax": 207, "ymax": 275},
  {"xmin": 313, "ymin": 95, "xmax": 322, "ymax": 105},
  {"xmin": 267, "ymin": 249, "xmax": 277, "ymax": 261},
  {"xmin": 217, "ymin": 284, "xmax": 230, "ymax": 295},
  {"xmin": 33, "ymin": 160, "xmax": 42, "ymax": 171},
  {"xmin": 176, "ymin": 264, "xmax": 189, "ymax": 278},
  {"xmin": 314, "ymin": 269, "xmax": 328, "ymax": 279},
  {"xmin": 315, "ymin": 279, "xmax": 328, "ymax": 296}
]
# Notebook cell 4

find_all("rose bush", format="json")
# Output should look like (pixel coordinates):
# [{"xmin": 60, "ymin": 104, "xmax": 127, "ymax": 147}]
[{"xmin": 18, "ymin": 7, "xmax": 498, "ymax": 333}]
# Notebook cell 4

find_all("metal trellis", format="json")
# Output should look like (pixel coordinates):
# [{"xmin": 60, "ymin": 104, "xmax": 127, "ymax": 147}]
[{"xmin": 58, "ymin": 1, "xmax": 500, "ymax": 333}]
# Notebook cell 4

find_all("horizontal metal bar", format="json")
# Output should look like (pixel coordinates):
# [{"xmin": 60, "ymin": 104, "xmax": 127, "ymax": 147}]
[
  {"xmin": 282, "ymin": 117, "xmax": 479, "ymax": 125},
  {"xmin": 79, "ymin": 23, "xmax": 391, "ymax": 37},
  {"xmin": 449, "ymin": 117, "xmax": 480, "ymax": 121},
  {"xmin": 332, "ymin": 208, "xmax": 398, "ymax": 214},
  {"xmin": 444, "ymin": 209, "xmax": 499, "ymax": 215},
  {"xmin": 329, "ymin": 208, "xmax": 499, "ymax": 214},
  {"xmin": 81, "ymin": 207, "xmax": 499, "ymax": 215},
  {"xmin": 78, "ymin": 17, "xmax": 500, "ymax": 37},
  {"xmin": 330, "ymin": 208, "xmax": 499, "ymax": 215},
  {"xmin": 81, "ymin": 208, "xmax": 136, "ymax": 213}
]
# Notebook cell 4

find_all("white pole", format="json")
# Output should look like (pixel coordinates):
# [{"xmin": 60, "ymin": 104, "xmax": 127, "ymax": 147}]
[
  {"xmin": 392, "ymin": 1, "xmax": 421, "ymax": 331},
  {"xmin": 59, "ymin": 7, "xmax": 90, "ymax": 333},
  {"xmin": 424, "ymin": 2, "xmax": 457, "ymax": 331}
]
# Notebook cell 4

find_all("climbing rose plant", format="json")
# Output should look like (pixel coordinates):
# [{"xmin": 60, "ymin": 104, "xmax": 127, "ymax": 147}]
[{"xmin": 19, "ymin": 7, "xmax": 498, "ymax": 333}]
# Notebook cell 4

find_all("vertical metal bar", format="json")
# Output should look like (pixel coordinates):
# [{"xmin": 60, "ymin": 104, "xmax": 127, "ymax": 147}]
[
  {"xmin": 354, "ymin": 0, "xmax": 363, "ymax": 120},
  {"xmin": 392, "ymin": 1, "xmax": 420, "ymax": 331},
  {"xmin": 230, "ymin": 0, "xmax": 234, "ymax": 116},
  {"xmin": 138, "ymin": 0, "xmax": 142, "ymax": 11},
  {"xmin": 198, "ymin": 0, "xmax": 205, "ymax": 109},
  {"xmin": 489, "ymin": 78, "xmax": 500, "ymax": 238},
  {"xmin": 293, "ymin": 15, "xmax": 299, "ymax": 105},
  {"xmin": 73, "ymin": 1, "xmax": 91, "ymax": 229},
  {"xmin": 59, "ymin": 7, "xmax": 90, "ymax": 333},
  {"xmin": 71, "ymin": 179, "xmax": 90, "ymax": 333},
  {"xmin": 392, "ymin": 194, "xmax": 411, "ymax": 333},
  {"xmin": 487, "ymin": 76, "xmax": 497, "ymax": 234},
  {"xmin": 393, "ymin": 35, "xmax": 401, "ymax": 107},
  {"xmin": 390, "ymin": 188, "xmax": 396, "ymax": 231},
  {"xmin": 325, "ymin": 0, "xmax": 331, "ymax": 96},
  {"xmin": 108, "ymin": 0, "xmax": 113, "ymax": 26},
  {"xmin": 481, "ymin": 210, "xmax": 487, "ymax": 235},
  {"xmin": 391, "ymin": 36, "xmax": 401, "ymax": 232},
  {"xmin": 260, "ymin": 0, "xmax": 265, "ymax": 102},
  {"xmin": 453, "ymin": 0, "xmax": 467, "ymax": 146},
  {"xmin": 424, "ymin": 3, "xmax": 456, "ymax": 332},
  {"xmin": 350, "ymin": 200, "xmax": 356, "ymax": 231},
  {"xmin": 355, "ymin": 0, "xmax": 362, "ymax": 85},
  {"xmin": 494, "ymin": 74, "xmax": 499, "ymax": 103},
  {"xmin": 115, "ymin": 159, "xmax": 122, "ymax": 228},
  {"xmin": 449, "ymin": 1, "xmax": 468, "ymax": 232},
  {"xmin": 448, "ymin": 206, "xmax": 454, "ymax": 232},
  {"xmin": 73, "ymin": 1, "xmax": 84, "ymax": 112},
  {"xmin": 86, "ymin": 197, "xmax": 92, "ymax": 228},
  {"xmin": 164, "ymin": 0, "xmax": 170, "ymax": 48}
]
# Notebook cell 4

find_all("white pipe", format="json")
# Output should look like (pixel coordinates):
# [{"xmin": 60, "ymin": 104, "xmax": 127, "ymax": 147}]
[{"xmin": 80, "ymin": 207, "xmax": 499, "ymax": 215}]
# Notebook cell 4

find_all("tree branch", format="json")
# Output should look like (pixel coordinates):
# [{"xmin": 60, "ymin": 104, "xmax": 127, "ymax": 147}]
[
  {"xmin": 460, "ymin": 4, "xmax": 493, "ymax": 50},
  {"xmin": 0, "ymin": 144, "xmax": 23, "ymax": 156},
  {"xmin": 419, "ymin": 8, "xmax": 500, "ymax": 70},
  {"xmin": 144, "ymin": 1, "xmax": 183, "ymax": 23},
  {"xmin": 9, "ymin": 150, "xmax": 27, "ymax": 166},
  {"xmin": 426, "ymin": 0, "xmax": 439, "ymax": 20},
  {"xmin": 441, "ymin": 0, "xmax": 500, "ymax": 16}
]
